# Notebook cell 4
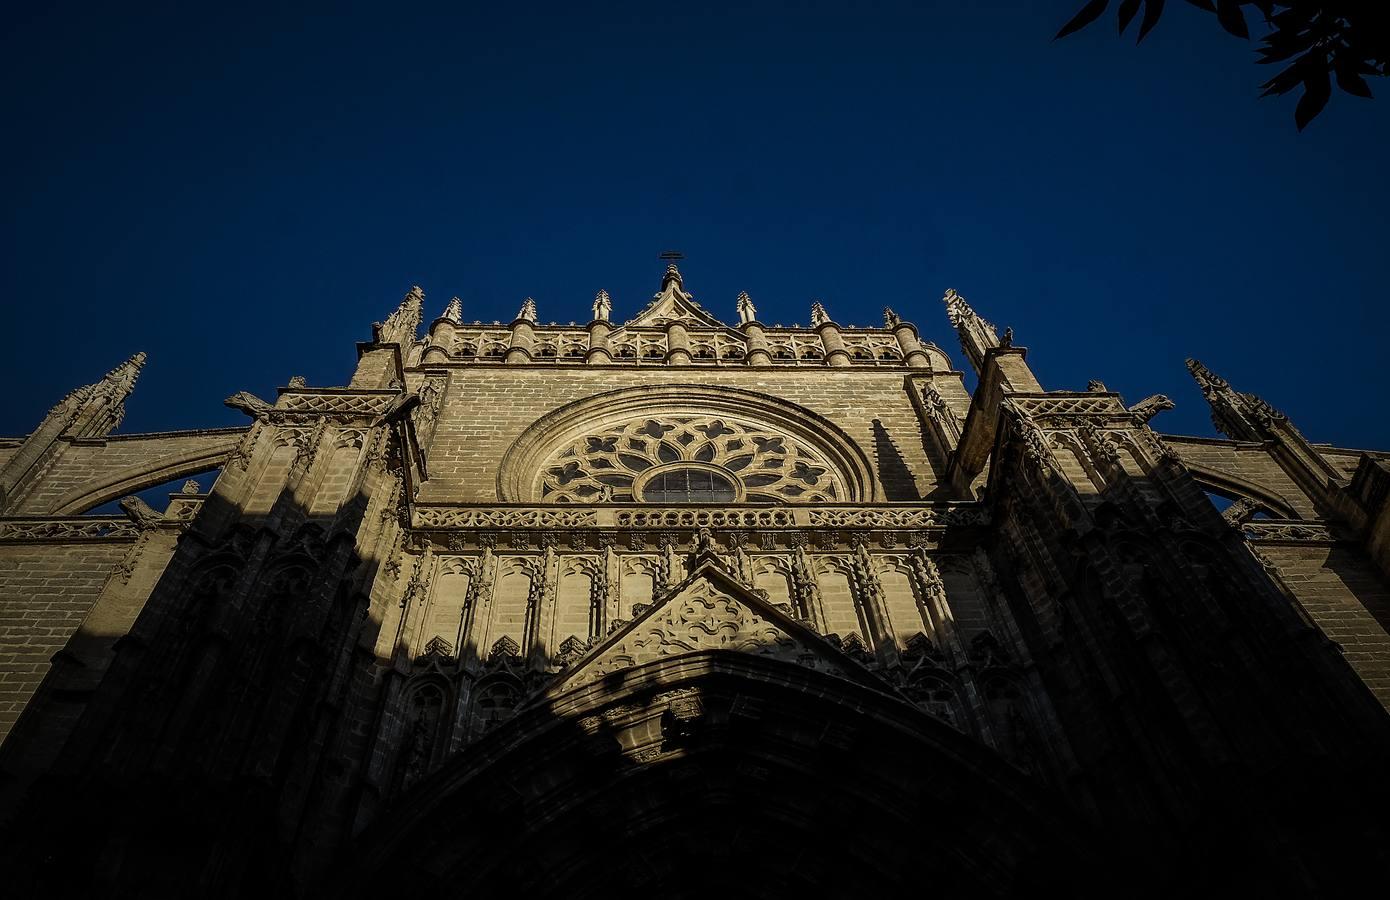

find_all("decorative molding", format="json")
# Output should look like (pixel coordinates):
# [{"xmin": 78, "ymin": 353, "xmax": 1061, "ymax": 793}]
[
  {"xmin": 616, "ymin": 508, "xmax": 793, "ymax": 529},
  {"xmin": 414, "ymin": 507, "xmax": 598, "ymax": 529},
  {"xmin": 806, "ymin": 506, "xmax": 987, "ymax": 528},
  {"xmin": 1242, "ymin": 520, "xmax": 1339, "ymax": 543},
  {"xmin": 0, "ymin": 517, "xmax": 141, "ymax": 542}
]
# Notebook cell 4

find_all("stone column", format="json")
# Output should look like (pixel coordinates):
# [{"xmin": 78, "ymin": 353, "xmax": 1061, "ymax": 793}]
[
  {"xmin": 741, "ymin": 322, "xmax": 772, "ymax": 367},
  {"xmin": 505, "ymin": 299, "xmax": 537, "ymax": 364},
  {"xmin": 586, "ymin": 319, "xmax": 613, "ymax": 363},
  {"xmin": 666, "ymin": 321, "xmax": 692, "ymax": 365},
  {"xmin": 885, "ymin": 308, "xmax": 931, "ymax": 369}
]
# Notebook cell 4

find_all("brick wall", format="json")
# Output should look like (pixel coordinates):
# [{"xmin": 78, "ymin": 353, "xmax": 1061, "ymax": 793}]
[
  {"xmin": 1261, "ymin": 542, "xmax": 1390, "ymax": 708},
  {"xmin": 0, "ymin": 541, "xmax": 129, "ymax": 743},
  {"xmin": 1164, "ymin": 436, "xmax": 1317, "ymax": 517},
  {"xmin": 13, "ymin": 428, "xmax": 243, "ymax": 515}
]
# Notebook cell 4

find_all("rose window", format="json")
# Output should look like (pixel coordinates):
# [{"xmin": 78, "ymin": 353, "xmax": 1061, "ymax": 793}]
[{"xmin": 538, "ymin": 416, "xmax": 846, "ymax": 504}]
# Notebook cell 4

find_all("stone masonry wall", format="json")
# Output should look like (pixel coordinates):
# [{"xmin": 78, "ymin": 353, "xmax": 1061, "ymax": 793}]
[
  {"xmin": 11, "ymin": 428, "xmax": 243, "ymax": 515},
  {"xmin": 1165, "ymin": 436, "xmax": 1317, "ymax": 517},
  {"xmin": 417, "ymin": 367, "xmax": 942, "ymax": 504},
  {"xmin": 1259, "ymin": 542, "xmax": 1390, "ymax": 708},
  {"xmin": 0, "ymin": 541, "xmax": 129, "ymax": 743}
]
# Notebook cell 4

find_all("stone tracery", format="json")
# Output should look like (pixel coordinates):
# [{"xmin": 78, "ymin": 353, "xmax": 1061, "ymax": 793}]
[{"xmin": 536, "ymin": 414, "xmax": 847, "ymax": 504}]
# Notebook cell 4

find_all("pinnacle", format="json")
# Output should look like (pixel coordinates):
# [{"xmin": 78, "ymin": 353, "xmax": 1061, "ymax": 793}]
[
  {"xmin": 1185, "ymin": 358, "xmax": 1225, "ymax": 388},
  {"xmin": 661, "ymin": 263, "xmax": 683, "ymax": 288},
  {"xmin": 106, "ymin": 351, "xmax": 146, "ymax": 380},
  {"xmin": 442, "ymin": 297, "xmax": 463, "ymax": 323}
]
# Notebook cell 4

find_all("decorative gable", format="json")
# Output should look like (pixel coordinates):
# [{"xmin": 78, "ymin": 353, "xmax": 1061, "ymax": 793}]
[
  {"xmin": 620, "ymin": 264, "xmax": 727, "ymax": 329},
  {"xmin": 548, "ymin": 559, "xmax": 887, "ymax": 694}
]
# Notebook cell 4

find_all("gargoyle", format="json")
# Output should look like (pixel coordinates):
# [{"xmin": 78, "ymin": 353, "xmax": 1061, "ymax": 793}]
[
  {"xmin": 378, "ymin": 392, "xmax": 421, "ymax": 427},
  {"xmin": 1221, "ymin": 497, "xmax": 1263, "ymax": 528},
  {"xmin": 224, "ymin": 391, "xmax": 273, "ymax": 419},
  {"xmin": 118, "ymin": 495, "xmax": 164, "ymax": 529},
  {"xmin": 1128, "ymin": 394, "xmax": 1175, "ymax": 423}
]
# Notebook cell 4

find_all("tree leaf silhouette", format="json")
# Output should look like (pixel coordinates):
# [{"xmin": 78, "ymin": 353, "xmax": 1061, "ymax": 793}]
[
  {"xmin": 1214, "ymin": 0, "xmax": 1249, "ymax": 38},
  {"xmin": 1118, "ymin": 0, "xmax": 1141, "ymax": 34},
  {"xmin": 1335, "ymin": 60, "xmax": 1375, "ymax": 98},
  {"xmin": 1056, "ymin": 0, "xmax": 1110, "ymax": 39},
  {"xmin": 1295, "ymin": 64, "xmax": 1331, "ymax": 130},
  {"xmin": 1137, "ymin": 0, "xmax": 1166, "ymax": 41}
]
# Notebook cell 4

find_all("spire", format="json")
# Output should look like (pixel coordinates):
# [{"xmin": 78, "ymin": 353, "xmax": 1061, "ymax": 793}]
[
  {"xmin": 593, "ymin": 290, "xmax": 612, "ymax": 323},
  {"xmin": 810, "ymin": 301, "xmax": 831, "ymax": 327},
  {"xmin": 442, "ymin": 297, "xmax": 463, "ymax": 324},
  {"xmin": 736, "ymin": 291, "xmax": 757, "ymax": 325},
  {"xmin": 661, "ymin": 263, "xmax": 683, "ymax": 290},
  {"xmin": 104, "ymin": 351, "xmax": 146, "ymax": 394},
  {"xmin": 378, "ymin": 286, "xmax": 424, "ymax": 345},
  {"xmin": 942, "ymin": 288, "xmax": 999, "ymax": 375},
  {"xmin": 1185, "ymin": 358, "xmax": 1285, "ymax": 441},
  {"xmin": 517, "ymin": 297, "xmax": 538, "ymax": 323},
  {"xmin": 884, "ymin": 307, "xmax": 901, "ymax": 328},
  {"xmin": 69, "ymin": 351, "xmax": 147, "ymax": 438}
]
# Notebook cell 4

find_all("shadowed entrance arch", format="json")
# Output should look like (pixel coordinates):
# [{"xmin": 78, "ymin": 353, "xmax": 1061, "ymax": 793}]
[{"xmin": 339, "ymin": 651, "xmax": 1102, "ymax": 899}]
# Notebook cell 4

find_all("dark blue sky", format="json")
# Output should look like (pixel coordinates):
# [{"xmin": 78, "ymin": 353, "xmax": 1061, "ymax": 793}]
[{"xmin": 4, "ymin": 1, "xmax": 1386, "ymax": 449}]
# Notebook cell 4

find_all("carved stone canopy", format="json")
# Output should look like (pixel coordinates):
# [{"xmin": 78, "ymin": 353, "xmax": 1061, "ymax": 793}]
[{"xmin": 546, "ymin": 560, "xmax": 892, "ymax": 697}]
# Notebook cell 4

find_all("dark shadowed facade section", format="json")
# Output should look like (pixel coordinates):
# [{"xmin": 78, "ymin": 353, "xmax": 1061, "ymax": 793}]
[{"xmin": 2, "ymin": 266, "xmax": 1389, "ymax": 897}]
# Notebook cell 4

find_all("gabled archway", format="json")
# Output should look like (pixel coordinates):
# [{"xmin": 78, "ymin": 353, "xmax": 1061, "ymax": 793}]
[{"xmin": 339, "ymin": 564, "xmax": 1103, "ymax": 899}]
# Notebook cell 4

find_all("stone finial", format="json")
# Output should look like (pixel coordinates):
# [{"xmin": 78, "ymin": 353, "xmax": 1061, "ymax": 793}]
[
  {"xmin": 517, "ymin": 298, "xmax": 538, "ymax": 323},
  {"xmin": 288, "ymin": 375, "xmax": 307, "ymax": 388},
  {"xmin": 1185, "ymin": 358, "xmax": 1285, "ymax": 441},
  {"xmin": 181, "ymin": 479, "xmax": 202, "ymax": 494},
  {"xmin": 810, "ymin": 301, "xmax": 831, "ymax": 327},
  {"xmin": 101, "ymin": 352, "xmax": 146, "ymax": 398},
  {"xmin": 941, "ymin": 288, "xmax": 1000, "ymax": 375},
  {"xmin": 442, "ymin": 297, "xmax": 463, "ymax": 324},
  {"xmin": 65, "ymin": 351, "xmax": 148, "ymax": 438},
  {"xmin": 593, "ymin": 290, "xmax": 612, "ymax": 323},
  {"xmin": 661, "ymin": 263, "xmax": 683, "ymax": 289},
  {"xmin": 1185, "ymin": 358, "xmax": 1229, "ymax": 395},
  {"xmin": 736, "ymin": 291, "xmax": 757, "ymax": 325},
  {"xmin": 378, "ymin": 286, "xmax": 424, "ymax": 345},
  {"xmin": 942, "ymin": 289, "xmax": 977, "ymax": 329},
  {"xmin": 884, "ymin": 307, "xmax": 901, "ymax": 328}
]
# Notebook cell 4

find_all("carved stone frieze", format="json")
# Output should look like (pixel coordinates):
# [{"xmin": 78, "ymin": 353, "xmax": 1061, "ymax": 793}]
[
  {"xmin": 1242, "ymin": 520, "xmax": 1339, "ymax": 543},
  {"xmin": 414, "ymin": 507, "xmax": 598, "ymax": 529},
  {"xmin": 806, "ymin": 506, "xmax": 987, "ymax": 528},
  {"xmin": 273, "ymin": 392, "xmax": 398, "ymax": 419},
  {"xmin": 616, "ymin": 508, "xmax": 793, "ymax": 529},
  {"xmin": 1009, "ymin": 395, "xmax": 1129, "ymax": 419},
  {"xmin": 0, "ymin": 517, "xmax": 142, "ymax": 541}
]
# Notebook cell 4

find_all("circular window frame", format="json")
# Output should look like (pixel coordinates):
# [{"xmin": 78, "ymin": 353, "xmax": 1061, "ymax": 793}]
[
  {"xmin": 631, "ymin": 462, "xmax": 747, "ymax": 505},
  {"xmin": 499, "ymin": 384, "xmax": 880, "ymax": 503}
]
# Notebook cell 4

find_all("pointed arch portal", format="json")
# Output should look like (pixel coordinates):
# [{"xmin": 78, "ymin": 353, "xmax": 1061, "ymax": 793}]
[{"xmin": 340, "ymin": 648, "xmax": 1101, "ymax": 899}]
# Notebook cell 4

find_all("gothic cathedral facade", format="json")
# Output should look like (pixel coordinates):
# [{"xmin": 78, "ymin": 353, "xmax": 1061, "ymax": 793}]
[{"xmin": 2, "ymin": 265, "xmax": 1389, "ymax": 896}]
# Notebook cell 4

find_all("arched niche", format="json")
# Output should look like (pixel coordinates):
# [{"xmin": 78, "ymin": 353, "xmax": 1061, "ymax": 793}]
[{"xmin": 339, "ymin": 651, "xmax": 1101, "ymax": 899}]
